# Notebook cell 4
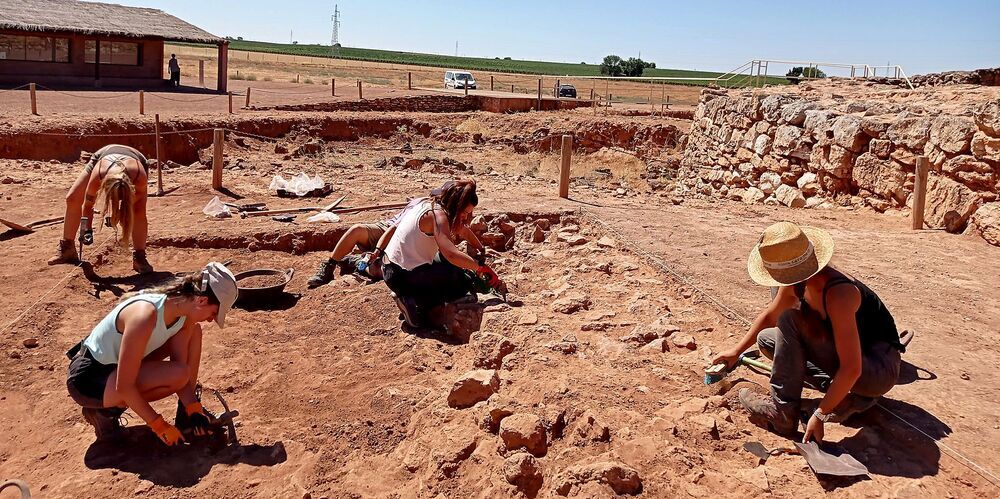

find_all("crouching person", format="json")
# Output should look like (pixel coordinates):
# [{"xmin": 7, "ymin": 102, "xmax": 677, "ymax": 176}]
[
  {"xmin": 712, "ymin": 222, "xmax": 904, "ymax": 443},
  {"xmin": 381, "ymin": 179, "xmax": 502, "ymax": 329},
  {"xmin": 66, "ymin": 262, "xmax": 238, "ymax": 445}
]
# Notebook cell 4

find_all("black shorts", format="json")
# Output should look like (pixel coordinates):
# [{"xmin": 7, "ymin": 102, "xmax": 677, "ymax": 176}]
[{"xmin": 66, "ymin": 346, "xmax": 116, "ymax": 408}]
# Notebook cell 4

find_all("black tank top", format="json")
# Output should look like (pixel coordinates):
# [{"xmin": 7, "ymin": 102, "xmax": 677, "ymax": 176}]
[{"xmin": 798, "ymin": 270, "xmax": 905, "ymax": 353}]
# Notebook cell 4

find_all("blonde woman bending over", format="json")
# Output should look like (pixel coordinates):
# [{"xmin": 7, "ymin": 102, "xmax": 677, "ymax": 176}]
[{"xmin": 49, "ymin": 144, "xmax": 153, "ymax": 274}]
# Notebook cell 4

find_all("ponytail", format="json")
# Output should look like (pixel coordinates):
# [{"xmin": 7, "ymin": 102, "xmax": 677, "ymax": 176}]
[{"xmin": 97, "ymin": 165, "xmax": 136, "ymax": 247}]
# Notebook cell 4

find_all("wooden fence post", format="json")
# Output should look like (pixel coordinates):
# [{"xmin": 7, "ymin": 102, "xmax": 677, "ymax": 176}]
[
  {"xmin": 536, "ymin": 78, "xmax": 542, "ymax": 111},
  {"xmin": 331, "ymin": 78, "xmax": 336, "ymax": 96},
  {"xmin": 29, "ymin": 83, "xmax": 37, "ymax": 115},
  {"xmin": 559, "ymin": 135, "xmax": 572, "ymax": 198},
  {"xmin": 555, "ymin": 79, "xmax": 560, "ymax": 98},
  {"xmin": 245, "ymin": 87, "xmax": 251, "ymax": 108},
  {"xmin": 139, "ymin": 90, "xmax": 144, "ymax": 115},
  {"xmin": 464, "ymin": 80, "xmax": 469, "ymax": 96},
  {"xmin": 511, "ymin": 84, "xmax": 514, "ymax": 93},
  {"xmin": 228, "ymin": 91, "xmax": 233, "ymax": 114},
  {"xmin": 358, "ymin": 80, "xmax": 362, "ymax": 99},
  {"xmin": 199, "ymin": 60, "xmax": 205, "ymax": 86},
  {"xmin": 490, "ymin": 75, "xmax": 494, "ymax": 91},
  {"xmin": 212, "ymin": 129, "xmax": 224, "ymax": 190},
  {"xmin": 407, "ymin": 72, "xmax": 412, "ymax": 90},
  {"xmin": 912, "ymin": 156, "xmax": 929, "ymax": 230},
  {"xmin": 154, "ymin": 114, "xmax": 163, "ymax": 195}
]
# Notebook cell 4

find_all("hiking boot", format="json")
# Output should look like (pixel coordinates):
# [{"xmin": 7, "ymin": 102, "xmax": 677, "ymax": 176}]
[
  {"xmin": 47, "ymin": 239, "xmax": 80, "ymax": 266},
  {"xmin": 392, "ymin": 292, "xmax": 425, "ymax": 328},
  {"xmin": 132, "ymin": 250, "xmax": 153, "ymax": 274},
  {"xmin": 308, "ymin": 258, "xmax": 339, "ymax": 288},
  {"xmin": 81, "ymin": 406, "xmax": 126, "ymax": 440},
  {"xmin": 738, "ymin": 388, "xmax": 797, "ymax": 436}
]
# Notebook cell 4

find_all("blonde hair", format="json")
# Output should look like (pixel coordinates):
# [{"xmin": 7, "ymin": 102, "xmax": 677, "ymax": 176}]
[{"xmin": 97, "ymin": 161, "xmax": 136, "ymax": 247}]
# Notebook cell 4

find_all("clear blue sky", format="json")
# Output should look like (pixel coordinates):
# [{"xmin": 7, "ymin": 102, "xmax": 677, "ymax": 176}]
[{"xmin": 112, "ymin": 0, "xmax": 998, "ymax": 75}]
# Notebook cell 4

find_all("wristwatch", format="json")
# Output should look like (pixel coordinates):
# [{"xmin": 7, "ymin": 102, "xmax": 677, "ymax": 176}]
[{"xmin": 813, "ymin": 408, "xmax": 833, "ymax": 422}]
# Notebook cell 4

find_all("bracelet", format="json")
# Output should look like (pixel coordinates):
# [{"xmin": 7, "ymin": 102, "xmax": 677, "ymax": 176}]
[{"xmin": 813, "ymin": 408, "xmax": 833, "ymax": 422}]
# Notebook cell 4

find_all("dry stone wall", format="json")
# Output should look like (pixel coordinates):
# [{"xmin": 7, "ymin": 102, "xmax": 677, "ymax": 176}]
[{"xmin": 679, "ymin": 87, "xmax": 1000, "ymax": 244}]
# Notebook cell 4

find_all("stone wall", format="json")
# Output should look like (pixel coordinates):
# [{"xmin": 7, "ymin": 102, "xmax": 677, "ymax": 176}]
[{"xmin": 679, "ymin": 87, "xmax": 1000, "ymax": 242}]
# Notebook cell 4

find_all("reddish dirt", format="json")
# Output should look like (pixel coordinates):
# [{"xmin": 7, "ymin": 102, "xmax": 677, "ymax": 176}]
[{"xmin": 0, "ymin": 97, "xmax": 998, "ymax": 498}]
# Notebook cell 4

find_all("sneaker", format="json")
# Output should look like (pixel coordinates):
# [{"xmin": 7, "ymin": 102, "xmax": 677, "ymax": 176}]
[
  {"xmin": 307, "ymin": 258, "xmax": 337, "ymax": 288},
  {"xmin": 132, "ymin": 250, "xmax": 153, "ymax": 274},
  {"xmin": 392, "ymin": 292, "xmax": 425, "ymax": 328},
  {"xmin": 47, "ymin": 239, "xmax": 80, "ymax": 266},
  {"xmin": 738, "ymin": 388, "xmax": 797, "ymax": 436},
  {"xmin": 81, "ymin": 406, "xmax": 125, "ymax": 439}
]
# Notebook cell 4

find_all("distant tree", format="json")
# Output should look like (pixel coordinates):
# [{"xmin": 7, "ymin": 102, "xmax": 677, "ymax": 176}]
[
  {"xmin": 786, "ymin": 66, "xmax": 827, "ymax": 83},
  {"xmin": 619, "ymin": 57, "xmax": 656, "ymax": 77},
  {"xmin": 237, "ymin": 36, "xmax": 244, "ymax": 41},
  {"xmin": 292, "ymin": 41, "xmax": 298, "ymax": 45},
  {"xmin": 503, "ymin": 56, "xmax": 512, "ymax": 60},
  {"xmin": 600, "ymin": 55, "xmax": 624, "ymax": 76}
]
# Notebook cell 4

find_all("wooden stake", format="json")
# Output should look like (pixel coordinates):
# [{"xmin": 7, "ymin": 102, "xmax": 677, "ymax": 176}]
[
  {"xmin": 511, "ymin": 84, "xmax": 514, "ymax": 93},
  {"xmin": 407, "ymin": 72, "xmax": 412, "ymax": 90},
  {"xmin": 536, "ymin": 78, "xmax": 542, "ymax": 111},
  {"xmin": 590, "ymin": 88, "xmax": 594, "ymax": 100},
  {"xmin": 912, "ymin": 156, "xmax": 929, "ymax": 230},
  {"xmin": 556, "ymin": 79, "xmax": 560, "ymax": 98},
  {"xmin": 358, "ymin": 80, "xmax": 362, "ymax": 99},
  {"xmin": 139, "ymin": 90, "xmax": 144, "ymax": 115},
  {"xmin": 559, "ymin": 135, "xmax": 572, "ymax": 198},
  {"xmin": 331, "ymin": 78, "xmax": 336, "ymax": 96},
  {"xmin": 228, "ymin": 91, "xmax": 233, "ymax": 114},
  {"xmin": 29, "ymin": 83, "xmax": 37, "ymax": 115},
  {"xmin": 490, "ymin": 75, "xmax": 494, "ymax": 91},
  {"xmin": 464, "ymin": 81, "xmax": 468, "ymax": 96},
  {"xmin": 199, "ymin": 60, "xmax": 205, "ymax": 86},
  {"xmin": 245, "ymin": 87, "xmax": 251, "ymax": 108},
  {"xmin": 212, "ymin": 129, "xmax": 224, "ymax": 190},
  {"xmin": 154, "ymin": 114, "xmax": 163, "ymax": 195}
]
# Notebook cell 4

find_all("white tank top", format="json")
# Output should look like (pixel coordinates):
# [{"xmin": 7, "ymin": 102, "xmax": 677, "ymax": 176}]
[
  {"xmin": 82, "ymin": 293, "xmax": 186, "ymax": 365},
  {"xmin": 385, "ymin": 199, "xmax": 439, "ymax": 270}
]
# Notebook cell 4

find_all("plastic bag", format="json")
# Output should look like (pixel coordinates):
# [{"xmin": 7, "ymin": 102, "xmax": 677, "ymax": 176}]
[
  {"xmin": 306, "ymin": 212, "xmax": 342, "ymax": 223},
  {"xmin": 202, "ymin": 196, "xmax": 232, "ymax": 218},
  {"xmin": 269, "ymin": 172, "xmax": 325, "ymax": 197}
]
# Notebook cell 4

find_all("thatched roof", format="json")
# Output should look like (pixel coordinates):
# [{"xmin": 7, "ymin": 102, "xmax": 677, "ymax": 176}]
[{"xmin": 0, "ymin": 0, "xmax": 223, "ymax": 44}]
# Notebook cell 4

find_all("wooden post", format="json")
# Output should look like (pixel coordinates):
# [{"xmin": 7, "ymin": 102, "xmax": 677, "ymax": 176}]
[
  {"xmin": 199, "ymin": 60, "xmax": 205, "ymax": 86},
  {"xmin": 464, "ymin": 80, "xmax": 468, "ymax": 96},
  {"xmin": 590, "ymin": 88, "xmax": 594, "ymax": 100},
  {"xmin": 490, "ymin": 75, "xmax": 494, "ymax": 91},
  {"xmin": 331, "ymin": 78, "xmax": 336, "ymax": 96},
  {"xmin": 559, "ymin": 135, "xmax": 572, "ymax": 198},
  {"xmin": 555, "ymin": 79, "xmax": 560, "ymax": 98},
  {"xmin": 212, "ymin": 129, "xmax": 224, "ymax": 190},
  {"xmin": 29, "ymin": 83, "xmax": 37, "ymax": 115},
  {"xmin": 912, "ymin": 156, "xmax": 929, "ymax": 230},
  {"xmin": 357, "ymin": 80, "xmax": 362, "ymax": 99},
  {"xmin": 228, "ymin": 91, "xmax": 233, "ymax": 114},
  {"xmin": 407, "ymin": 72, "xmax": 412, "ymax": 90},
  {"xmin": 154, "ymin": 114, "xmax": 163, "ymax": 195},
  {"xmin": 296, "ymin": 74, "xmax": 299, "ymax": 83},
  {"xmin": 511, "ymin": 84, "xmax": 514, "ymax": 93},
  {"xmin": 139, "ymin": 90, "xmax": 144, "ymax": 115},
  {"xmin": 607, "ymin": 93, "xmax": 612, "ymax": 108},
  {"xmin": 245, "ymin": 86, "xmax": 251, "ymax": 108},
  {"xmin": 217, "ymin": 42, "xmax": 229, "ymax": 93},
  {"xmin": 536, "ymin": 78, "xmax": 542, "ymax": 111}
]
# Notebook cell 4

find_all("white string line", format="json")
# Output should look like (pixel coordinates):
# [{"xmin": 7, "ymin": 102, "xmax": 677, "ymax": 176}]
[{"xmin": 582, "ymin": 208, "xmax": 1000, "ymax": 489}]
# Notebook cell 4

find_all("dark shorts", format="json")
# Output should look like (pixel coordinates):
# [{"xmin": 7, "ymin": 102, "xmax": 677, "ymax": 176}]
[{"xmin": 67, "ymin": 347, "xmax": 116, "ymax": 408}]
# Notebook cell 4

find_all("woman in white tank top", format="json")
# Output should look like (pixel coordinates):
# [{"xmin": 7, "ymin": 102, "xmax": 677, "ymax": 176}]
[
  {"xmin": 65, "ymin": 262, "xmax": 238, "ymax": 446},
  {"xmin": 381, "ymin": 180, "xmax": 504, "ymax": 327}
]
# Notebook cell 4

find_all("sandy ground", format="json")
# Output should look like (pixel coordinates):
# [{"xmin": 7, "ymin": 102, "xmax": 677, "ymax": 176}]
[{"xmin": 1, "ymin": 101, "xmax": 998, "ymax": 498}]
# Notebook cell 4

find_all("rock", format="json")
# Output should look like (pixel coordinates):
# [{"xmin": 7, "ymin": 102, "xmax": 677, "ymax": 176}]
[
  {"xmin": 974, "ymin": 100, "xmax": 1000, "ymax": 137},
  {"xmin": 530, "ymin": 225, "xmax": 545, "ymax": 243},
  {"xmin": 671, "ymin": 334, "xmax": 697, "ymax": 350},
  {"xmin": 274, "ymin": 144, "xmax": 288, "ymax": 154},
  {"xmin": 760, "ymin": 95, "xmax": 791, "ymax": 123},
  {"xmin": 758, "ymin": 171, "xmax": 782, "ymax": 193},
  {"xmin": 292, "ymin": 141, "xmax": 322, "ymax": 157},
  {"xmin": 404, "ymin": 158, "xmax": 426, "ymax": 169},
  {"xmin": 481, "ymin": 232, "xmax": 512, "ymax": 252},
  {"xmin": 473, "ymin": 334, "xmax": 516, "ymax": 370},
  {"xmin": 639, "ymin": 338, "xmax": 670, "ymax": 353},
  {"xmin": 804, "ymin": 109, "xmax": 835, "ymax": 140},
  {"xmin": 774, "ymin": 184, "xmax": 806, "ymax": 208},
  {"xmin": 556, "ymin": 231, "xmax": 587, "ymax": 246},
  {"xmin": 499, "ymin": 413, "xmax": 548, "ymax": 457},
  {"xmin": 779, "ymin": 101, "xmax": 816, "ymax": 126},
  {"xmin": 517, "ymin": 311, "xmax": 539, "ymax": 325},
  {"xmin": 569, "ymin": 410, "xmax": 611, "ymax": 445},
  {"xmin": 832, "ymin": 115, "xmax": 867, "ymax": 152},
  {"xmin": 503, "ymin": 453, "xmax": 543, "ymax": 496},
  {"xmin": 860, "ymin": 116, "xmax": 891, "ymax": 139},
  {"xmin": 447, "ymin": 370, "xmax": 499, "ymax": 409},
  {"xmin": 753, "ymin": 134, "xmax": 772, "ymax": 156},
  {"xmin": 854, "ymin": 153, "xmax": 907, "ymax": 202},
  {"xmin": 870, "ymin": 138, "xmax": 892, "ymax": 159},
  {"xmin": 689, "ymin": 414, "xmax": 720, "ymax": 440},
  {"xmin": 971, "ymin": 132, "xmax": 1000, "ymax": 162},
  {"xmin": 742, "ymin": 186, "xmax": 766, "ymax": 204},
  {"xmin": 968, "ymin": 202, "xmax": 1000, "ymax": 246},
  {"xmin": 431, "ymin": 297, "xmax": 484, "ymax": 343},
  {"xmin": 771, "ymin": 125, "xmax": 805, "ymax": 156},
  {"xmin": 925, "ymin": 175, "xmax": 981, "ymax": 232},
  {"xmin": 796, "ymin": 172, "xmax": 820, "ymax": 197},
  {"xmin": 534, "ymin": 219, "xmax": 552, "ymax": 231},
  {"xmin": 555, "ymin": 462, "xmax": 642, "ymax": 496},
  {"xmin": 551, "ymin": 293, "xmax": 591, "ymax": 314},
  {"xmin": 942, "ymin": 156, "xmax": 996, "ymax": 191},
  {"xmin": 596, "ymin": 237, "xmax": 617, "ymax": 249},
  {"xmin": 930, "ymin": 116, "xmax": 976, "ymax": 154},
  {"xmin": 867, "ymin": 198, "xmax": 891, "ymax": 213},
  {"xmin": 8, "ymin": 349, "xmax": 21, "ymax": 359},
  {"xmin": 887, "ymin": 117, "xmax": 932, "ymax": 150},
  {"xmin": 22, "ymin": 338, "xmax": 39, "ymax": 348}
]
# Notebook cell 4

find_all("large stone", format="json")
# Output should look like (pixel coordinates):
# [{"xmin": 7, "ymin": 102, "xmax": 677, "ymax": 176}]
[
  {"xmin": 499, "ymin": 413, "xmax": 548, "ymax": 457},
  {"xmin": 974, "ymin": 100, "xmax": 1000, "ymax": 137},
  {"xmin": 753, "ymin": 134, "xmax": 773, "ymax": 156},
  {"xmin": 758, "ymin": 172, "xmax": 782, "ymax": 195},
  {"xmin": 925, "ymin": 175, "xmax": 982, "ymax": 232},
  {"xmin": 774, "ymin": 184, "xmax": 806, "ymax": 208},
  {"xmin": 967, "ymin": 202, "xmax": 1000, "ymax": 246},
  {"xmin": 772, "ymin": 125, "xmax": 806, "ymax": 157},
  {"xmin": 971, "ymin": 132, "xmax": 1000, "ymax": 162},
  {"xmin": 832, "ymin": 115, "xmax": 867, "ymax": 152},
  {"xmin": 942, "ymin": 156, "xmax": 996, "ymax": 191},
  {"xmin": 448, "ymin": 370, "xmax": 500, "ymax": 409},
  {"xmin": 569, "ymin": 410, "xmax": 611, "ymax": 445},
  {"xmin": 797, "ymin": 172, "xmax": 820, "ymax": 197},
  {"xmin": 870, "ymin": 138, "xmax": 892, "ymax": 159},
  {"xmin": 473, "ymin": 333, "xmax": 516, "ymax": 370},
  {"xmin": 930, "ymin": 116, "xmax": 977, "ymax": 154},
  {"xmin": 742, "ymin": 187, "xmax": 766, "ymax": 205},
  {"xmin": 555, "ymin": 462, "xmax": 642, "ymax": 496},
  {"xmin": 804, "ymin": 110, "xmax": 836, "ymax": 140},
  {"xmin": 854, "ymin": 153, "xmax": 907, "ymax": 202},
  {"xmin": 887, "ymin": 117, "xmax": 932, "ymax": 150},
  {"xmin": 551, "ymin": 293, "xmax": 591, "ymax": 314},
  {"xmin": 760, "ymin": 95, "xmax": 791, "ymax": 123},
  {"xmin": 860, "ymin": 116, "xmax": 892, "ymax": 139},
  {"xmin": 503, "ymin": 453, "xmax": 543, "ymax": 496},
  {"xmin": 779, "ymin": 100, "xmax": 817, "ymax": 126}
]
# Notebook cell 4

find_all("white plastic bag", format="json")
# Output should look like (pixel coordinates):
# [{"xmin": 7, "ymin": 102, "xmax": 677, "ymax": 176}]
[
  {"xmin": 269, "ymin": 172, "xmax": 325, "ymax": 196},
  {"xmin": 306, "ymin": 212, "xmax": 342, "ymax": 223},
  {"xmin": 202, "ymin": 196, "xmax": 231, "ymax": 218}
]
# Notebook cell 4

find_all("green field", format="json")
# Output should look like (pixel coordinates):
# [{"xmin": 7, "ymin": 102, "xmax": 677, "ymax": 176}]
[{"xmin": 208, "ymin": 39, "xmax": 786, "ymax": 87}]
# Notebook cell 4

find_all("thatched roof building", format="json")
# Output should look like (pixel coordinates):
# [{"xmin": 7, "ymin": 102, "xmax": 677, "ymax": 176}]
[{"xmin": 0, "ymin": 0, "xmax": 229, "ymax": 91}]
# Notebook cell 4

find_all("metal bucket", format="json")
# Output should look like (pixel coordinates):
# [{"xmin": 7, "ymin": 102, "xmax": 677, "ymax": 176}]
[{"xmin": 235, "ymin": 268, "xmax": 294, "ymax": 303}]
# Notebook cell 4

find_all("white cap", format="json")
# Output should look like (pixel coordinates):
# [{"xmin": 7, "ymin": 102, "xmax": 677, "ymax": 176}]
[{"xmin": 200, "ymin": 262, "xmax": 238, "ymax": 328}]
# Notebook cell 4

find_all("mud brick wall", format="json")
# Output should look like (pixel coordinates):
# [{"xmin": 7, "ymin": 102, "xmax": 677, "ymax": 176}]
[
  {"xmin": 268, "ymin": 95, "xmax": 481, "ymax": 113},
  {"xmin": 679, "ymin": 88, "xmax": 1000, "ymax": 244}
]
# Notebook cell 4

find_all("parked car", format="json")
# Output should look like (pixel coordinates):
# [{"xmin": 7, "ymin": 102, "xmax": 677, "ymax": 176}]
[
  {"xmin": 444, "ymin": 70, "xmax": 477, "ymax": 89},
  {"xmin": 557, "ymin": 84, "xmax": 577, "ymax": 98}
]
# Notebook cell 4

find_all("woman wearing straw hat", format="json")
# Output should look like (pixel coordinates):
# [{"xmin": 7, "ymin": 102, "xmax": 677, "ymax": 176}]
[
  {"xmin": 712, "ymin": 222, "xmax": 904, "ymax": 443},
  {"xmin": 65, "ymin": 262, "xmax": 238, "ymax": 445}
]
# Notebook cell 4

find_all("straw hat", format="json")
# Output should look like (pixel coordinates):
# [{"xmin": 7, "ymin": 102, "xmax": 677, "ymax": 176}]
[{"xmin": 747, "ymin": 222, "xmax": 834, "ymax": 287}]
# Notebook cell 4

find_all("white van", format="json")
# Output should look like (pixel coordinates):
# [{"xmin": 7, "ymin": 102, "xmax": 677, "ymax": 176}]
[{"xmin": 444, "ymin": 70, "xmax": 477, "ymax": 89}]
